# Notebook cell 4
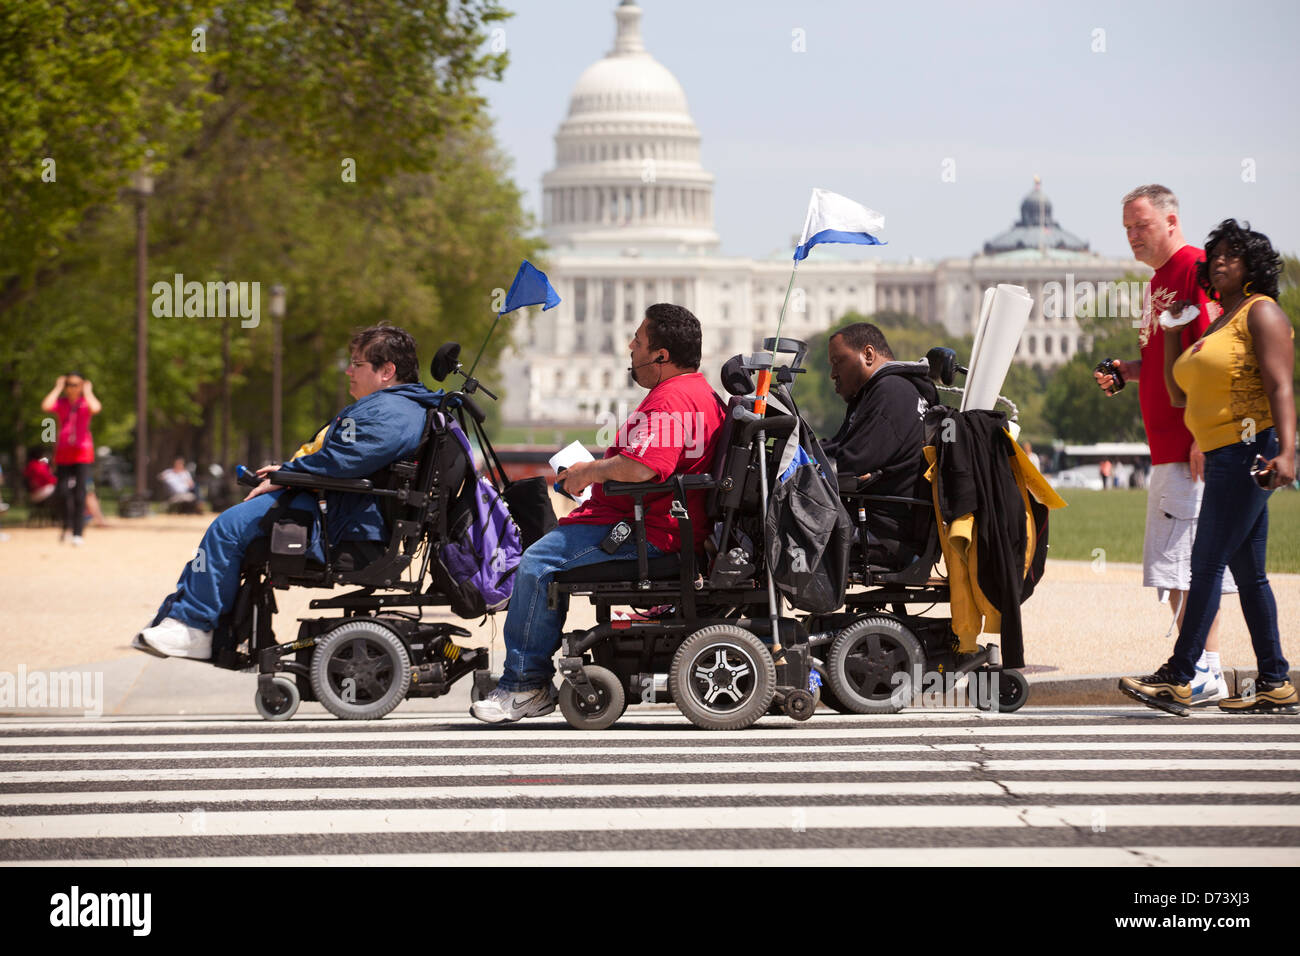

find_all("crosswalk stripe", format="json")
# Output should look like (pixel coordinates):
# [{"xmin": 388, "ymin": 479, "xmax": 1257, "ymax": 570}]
[
  {"xmin": 5, "ymin": 803, "xmax": 1299, "ymax": 839},
  {"xmin": 1, "ymin": 778, "xmax": 1298, "ymax": 807},
  {"xmin": 5, "ymin": 847, "xmax": 1290, "ymax": 867},
  {"xmin": 2, "ymin": 740, "xmax": 1297, "ymax": 762},
  {"xmin": 9, "ymin": 755, "xmax": 1300, "ymax": 784},
  {"xmin": 2, "ymin": 723, "xmax": 1297, "ymax": 747}
]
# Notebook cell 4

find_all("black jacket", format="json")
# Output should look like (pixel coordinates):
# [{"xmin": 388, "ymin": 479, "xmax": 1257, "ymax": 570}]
[
  {"xmin": 823, "ymin": 361, "xmax": 939, "ymax": 549},
  {"xmin": 926, "ymin": 407, "xmax": 1030, "ymax": 668}
]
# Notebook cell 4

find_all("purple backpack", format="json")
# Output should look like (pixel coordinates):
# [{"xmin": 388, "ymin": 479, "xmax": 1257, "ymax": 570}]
[{"xmin": 430, "ymin": 418, "xmax": 523, "ymax": 618}]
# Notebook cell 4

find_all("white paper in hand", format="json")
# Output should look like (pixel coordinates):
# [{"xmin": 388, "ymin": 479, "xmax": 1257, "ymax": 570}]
[{"xmin": 549, "ymin": 440, "xmax": 595, "ymax": 505}]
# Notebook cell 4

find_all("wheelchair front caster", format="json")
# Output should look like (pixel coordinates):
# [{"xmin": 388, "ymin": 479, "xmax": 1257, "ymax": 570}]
[
  {"xmin": 559, "ymin": 665, "xmax": 625, "ymax": 730},
  {"xmin": 255, "ymin": 676, "xmax": 300, "ymax": 721},
  {"xmin": 975, "ymin": 668, "xmax": 1029, "ymax": 713},
  {"xmin": 783, "ymin": 688, "xmax": 816, "ymax": 721}
]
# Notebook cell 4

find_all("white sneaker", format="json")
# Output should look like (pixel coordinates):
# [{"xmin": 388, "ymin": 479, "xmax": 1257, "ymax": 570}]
[
  {"xmin": 1189, "ymin": 665, "xmax": 1230, "ymax": 706},
  {"xmin": 132, "ymin": 617, "xmax": 213, "ymax": 660},
  {"xmin": 71, "ymin": 535, "xmax": 84, "ymax": 546},
  {"xmin": 470, "ymin": 684, "xmax": 557, "ymax": 724}
]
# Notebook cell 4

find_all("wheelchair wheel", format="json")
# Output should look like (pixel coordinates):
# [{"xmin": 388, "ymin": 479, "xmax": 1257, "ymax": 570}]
[
  {"xmin": 975, "ymin": 668, "xmax": 1029, "ymax": 713},
  {"xmin": 559, "ymin": 665, "xmax": 626, "ymax": 730},
  {"xmin": 310, "ymin": 619, "xmax": 411, "ymax": 720},
  {"xmin": 826, "ymin": 617, "xmax": 923, "ymax": 714},
  {"xmin": 255, "ymin": 676, "xmax": 300, "ymax": 721},
  {"xmin": 669, "ymin": 625, "xmax": 776, "ymax": 730}
]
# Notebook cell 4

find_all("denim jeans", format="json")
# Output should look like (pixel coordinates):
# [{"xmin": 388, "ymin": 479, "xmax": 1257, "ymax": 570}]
[
  {"xmin": 152, "ymin": 489, "xmax": 325, "ymax": 633},
  {"xmin": 498, "ymin": 522, "xmax": 661, "ymax": 692},
  {"xmin": 1167, "ymin": 427, "xmax": 1288, "ymax": 683}
]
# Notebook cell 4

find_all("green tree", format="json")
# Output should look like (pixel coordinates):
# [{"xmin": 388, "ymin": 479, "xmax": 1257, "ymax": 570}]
[{"xmin": 0, "ymin": 0, "xmax": 533, "ymax": 487}]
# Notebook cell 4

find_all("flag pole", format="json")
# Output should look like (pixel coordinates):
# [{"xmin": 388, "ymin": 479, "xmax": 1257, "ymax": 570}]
[
  {"xmin": 753, "ymin": 260, "xmax": 799, "ymax": 415},
  {"xmin": 751, "ymin": 257, "xmax": 799, "ymax": 661},
  {"xmin": 464, "ymin": 312, "xmax": 505, "ymax": 381}
]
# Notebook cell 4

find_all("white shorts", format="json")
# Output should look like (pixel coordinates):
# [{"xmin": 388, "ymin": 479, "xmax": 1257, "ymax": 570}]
[{"xmin": 1143, "ymin": 462, "xmax": 1237, "ymax": 599}]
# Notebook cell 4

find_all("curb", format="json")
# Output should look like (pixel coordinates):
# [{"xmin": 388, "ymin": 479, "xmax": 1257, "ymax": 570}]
[{"xmin": 1025, "ymin": 667, "xmax": 1300, "ymax": 707}]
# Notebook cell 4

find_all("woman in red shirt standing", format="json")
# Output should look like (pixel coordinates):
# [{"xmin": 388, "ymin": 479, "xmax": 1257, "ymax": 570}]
[{"xmin": 40, "ymin": 373, "xmax": 101, "ymax": 545}]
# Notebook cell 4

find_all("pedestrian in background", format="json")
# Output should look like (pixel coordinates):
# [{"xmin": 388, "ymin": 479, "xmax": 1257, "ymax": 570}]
[
  {"xmin": 39, "ymin": 373, "xmax": 101, "ymax": 546},
  {"xmin": 1096, "ymin": 184, "xmax": 1233, "ymax": 703},
  {"xmin": 1122, "ymin": 219, "xmax": 1296, "ymax": 713}
]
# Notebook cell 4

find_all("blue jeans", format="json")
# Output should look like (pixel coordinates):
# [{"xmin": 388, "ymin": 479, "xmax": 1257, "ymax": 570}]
[
  {"xmin": 1167, "ymin": 428, "xmax": 1287, "ymax": 683},
  {"xmin": 152, "ymin": 490, "xmax": 325, "ymax": 632},
  {"xmin": 498, "ymin": 523, "xmax": 660, "ymax": 691}
]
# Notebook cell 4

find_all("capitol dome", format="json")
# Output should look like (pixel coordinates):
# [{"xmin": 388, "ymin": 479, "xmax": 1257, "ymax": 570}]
[
  {"xmin": 542, "ymin": 1, "xmax": 719, "ymax": 254},
  {"xmin": 983, "ymin": 177, "xmax": 1089, "ymax": 255}
]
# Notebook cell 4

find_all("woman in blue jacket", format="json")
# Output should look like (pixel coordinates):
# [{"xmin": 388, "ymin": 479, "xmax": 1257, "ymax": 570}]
[{"xmin": 134, "ymin": 326, "xmax": 443, "ymax": 660}]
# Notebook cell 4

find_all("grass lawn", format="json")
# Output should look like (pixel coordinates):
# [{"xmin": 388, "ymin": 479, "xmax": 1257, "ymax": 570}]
[{"xmin": 1049, "ymin": 488, "xmax": 1300, "ymax": 572}]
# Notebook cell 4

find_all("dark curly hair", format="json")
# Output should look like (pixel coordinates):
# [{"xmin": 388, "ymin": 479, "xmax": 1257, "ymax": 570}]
[
  {"xmin": 1196, "ymin": 219, "xmax": 1282, "ymax": 301},
  {"xmin": 644, "ymin": 303, "xmax": 702, "ymax": 370}
]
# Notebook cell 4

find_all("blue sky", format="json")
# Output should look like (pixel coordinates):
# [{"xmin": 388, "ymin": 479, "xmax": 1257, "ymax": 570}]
[{"xmin": 482, "ymin": 0, "xmax": 1300, "ymax": 262}]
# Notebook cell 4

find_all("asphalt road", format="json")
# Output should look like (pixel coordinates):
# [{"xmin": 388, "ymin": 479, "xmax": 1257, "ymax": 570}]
[{"xmin": 1, "ymin": 707, "xmax": 1297, "ymax": 865}]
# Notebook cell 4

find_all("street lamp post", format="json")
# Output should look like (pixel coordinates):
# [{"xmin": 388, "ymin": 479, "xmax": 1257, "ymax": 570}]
[
  {"xmin": 269, "ymin": 284, "xmax": 285, "ymax": 461},
  {"xmin": 131, "ymin": 166, "xmax": 154, "ymax": 502}
]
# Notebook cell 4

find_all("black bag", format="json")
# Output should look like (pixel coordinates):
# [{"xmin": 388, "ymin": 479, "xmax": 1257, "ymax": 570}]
[
  {"xmin": 503, "ymin": 475, "xmax": 557, "ymax": 550},
  {"xmin": 765, "ymin": 462, "xmax": 853, "ymax": 613}
]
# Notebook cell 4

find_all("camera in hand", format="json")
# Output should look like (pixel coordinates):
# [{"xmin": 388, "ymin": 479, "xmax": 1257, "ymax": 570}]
[{"xmin": 1095, "ymin": 358, "xmax": 1126, "ymax": 395}]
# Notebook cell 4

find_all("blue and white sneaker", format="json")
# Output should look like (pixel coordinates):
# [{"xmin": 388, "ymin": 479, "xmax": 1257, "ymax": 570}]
[{"xmin": 1188, "ymin": 666, "xmax": 1230, "ymax": 706}]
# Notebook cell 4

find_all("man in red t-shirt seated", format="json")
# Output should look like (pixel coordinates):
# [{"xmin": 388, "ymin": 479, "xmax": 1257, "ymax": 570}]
[{"xmin": 472, "ymin": 303, "xmax": 726, "ymax": 724}]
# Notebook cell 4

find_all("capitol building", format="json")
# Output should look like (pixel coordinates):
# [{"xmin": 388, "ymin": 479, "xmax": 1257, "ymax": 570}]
[{"xmin": 501, "ymin": 0, "xmax": 1142, "ymax": 426}]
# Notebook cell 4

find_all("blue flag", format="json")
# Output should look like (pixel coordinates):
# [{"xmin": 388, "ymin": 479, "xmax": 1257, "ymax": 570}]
[{"xmin": 501, "ymin": 260, "xmax": 561, "ymax": 315}]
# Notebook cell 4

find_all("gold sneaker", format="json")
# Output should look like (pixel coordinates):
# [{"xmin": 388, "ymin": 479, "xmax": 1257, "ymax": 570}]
[
  {"xmin": 1218, "ymin": 678, "xmax": 1299, "ymax": 714},
  {"xmin": 1118, "ymin": 665, "xmax": 1191, "ymax": 717}
]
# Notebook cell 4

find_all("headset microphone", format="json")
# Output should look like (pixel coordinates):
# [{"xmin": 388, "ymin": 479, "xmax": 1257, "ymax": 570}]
[{"xmin": 626, "ymin": 355, "xmax": 667, "ymax": 373}]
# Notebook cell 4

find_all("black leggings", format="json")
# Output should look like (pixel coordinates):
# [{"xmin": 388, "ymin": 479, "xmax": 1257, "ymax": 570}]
[{"xmin": 57, "ymin": 463, "xmax": 91, "ymax": 536}]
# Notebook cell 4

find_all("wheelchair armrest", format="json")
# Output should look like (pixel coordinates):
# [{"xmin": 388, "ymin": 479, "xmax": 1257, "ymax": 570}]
[
  {"xmin": 734, "ymin": 413, "xmax": 797, "ymax": 449},
  {"xmin": 603, "ymin": 474, "xmax": 714, "ymax": 497},
  {"xmin": 268, "ymin": 471, "xmax": 375, "ymax": 494}
]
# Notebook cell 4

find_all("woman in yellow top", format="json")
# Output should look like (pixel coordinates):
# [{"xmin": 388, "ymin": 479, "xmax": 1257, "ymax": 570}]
[{"xmin": 1121, "ymin": 219, "xmax": 1296, "ymax": 715}]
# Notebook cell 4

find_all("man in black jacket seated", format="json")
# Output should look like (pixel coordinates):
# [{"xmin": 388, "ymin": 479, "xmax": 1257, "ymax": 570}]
[{"xmin": 822, "ymin": 322, "xmax": 938, "ymax": 567}]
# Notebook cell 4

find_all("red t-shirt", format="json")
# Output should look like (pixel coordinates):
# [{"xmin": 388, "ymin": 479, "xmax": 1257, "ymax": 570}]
[
  {"xmin": 53, "ymin": 396, "xmax": 96, "ymax": 465},
  {"xmin": 560, "ymin": 371, "xmax": 726, "ymax": 553},
  {"xmin": 1137, "ymin": 244, "xmax": 1219, "ymax": 465}
]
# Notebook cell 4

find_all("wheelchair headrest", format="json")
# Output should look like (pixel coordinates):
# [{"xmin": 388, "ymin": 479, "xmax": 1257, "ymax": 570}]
[
  {"xmin": 720, "ymin": 354, "xmax": 754, "ymax": 396},
  {"xmin": 925, "ymin": 346, "xmax": 957, "ymax": 386},
  {"xmin": 431, "ymin": 342, "xmax": 462, "ymax": 382}
]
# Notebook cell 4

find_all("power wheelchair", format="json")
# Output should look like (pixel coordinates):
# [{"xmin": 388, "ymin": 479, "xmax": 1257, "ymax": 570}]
[
  {"xmin": 215, "ymin": 347, "xmax": 541, "ymax": 721},
  {"xmin": 808, "ymin": 344, "xmax": 1033, "ymax": 716},
  {"xmin": 547, "ymin": 338, "xmax": 845, "ymax": 732}
]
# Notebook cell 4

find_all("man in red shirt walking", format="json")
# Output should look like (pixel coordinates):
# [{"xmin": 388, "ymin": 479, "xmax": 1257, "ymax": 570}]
[
  {"xmin": 1095, "ymin": 184, "xmax": 1234, "ymax": 703},
  {"xmin": 472, "ymin": 303, "xmax": 726, "ymax": 723}
]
